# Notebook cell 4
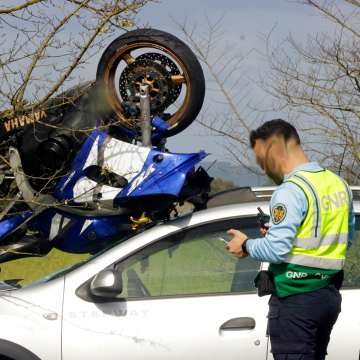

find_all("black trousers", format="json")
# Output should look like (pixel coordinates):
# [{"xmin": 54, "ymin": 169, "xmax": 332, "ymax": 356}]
[{"xmin": 268, "ymin": 284, "xmax": 342, "ymax": 360}]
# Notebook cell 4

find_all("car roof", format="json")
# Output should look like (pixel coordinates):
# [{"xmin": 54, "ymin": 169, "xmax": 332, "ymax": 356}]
[
  {"xmin": 196, "ymin": 185, "xmax": 360, "ymax": 213},
  {"xmin": 205, "ymin": 187, "xmax": 269, "ymax": 209}
]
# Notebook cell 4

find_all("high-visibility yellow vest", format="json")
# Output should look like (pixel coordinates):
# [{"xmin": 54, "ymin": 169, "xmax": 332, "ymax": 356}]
[{"xmin": 270, "ymin": 169, "xmax": 350, "ymax": 297}]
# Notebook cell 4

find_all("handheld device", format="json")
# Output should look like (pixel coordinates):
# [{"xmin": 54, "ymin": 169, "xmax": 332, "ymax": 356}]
[
  {"xmin": 257, "ymin": 207, "xmax": 267, "ymax": 229},
  {"xmin": 219, "ymin": 236, "xmax": 232, "ymax": 244}
]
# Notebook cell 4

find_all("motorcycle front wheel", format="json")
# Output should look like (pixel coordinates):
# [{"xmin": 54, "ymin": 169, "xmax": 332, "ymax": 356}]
[{"xmin": 96, "ymin": 29, "xmax": 205, "ymax": 137}]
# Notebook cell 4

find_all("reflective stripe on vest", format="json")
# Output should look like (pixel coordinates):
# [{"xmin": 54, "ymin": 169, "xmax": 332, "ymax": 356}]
[
  {"xmin": 292, "ymin": 173, "xmax": 322, "ymax": 238},
  {"xmin": 283, "ymin": 169, "xmax": 349, "ymax": 271},
  {"xmin": 292, "ymin": 232, "xmax": 349, "ymax": 248}
]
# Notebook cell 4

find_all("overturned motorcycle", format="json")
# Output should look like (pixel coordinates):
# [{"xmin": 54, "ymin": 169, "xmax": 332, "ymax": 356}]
[{"xmin": 0, "ymin": 29, "xmax": 213, "ymax": 263}]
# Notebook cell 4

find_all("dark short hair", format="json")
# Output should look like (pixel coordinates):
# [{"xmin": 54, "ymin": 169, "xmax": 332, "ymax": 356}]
[{"xmin": 249, "ymin": 119, "xmax": 300, "ymax": 148}]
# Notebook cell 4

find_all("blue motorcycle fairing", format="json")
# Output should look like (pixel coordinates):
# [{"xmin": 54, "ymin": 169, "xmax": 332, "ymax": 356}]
[
  {"xmin": 0, "ymin": 212, "xmax": 33, "ymax": 240},
  {"xmin": 115, "ymin": 150, "xmax": 208, "ymax": 204},
  {"xmin": 0, "ymin": 129, "xmax": 211, "ymax": 256},
  {"xmin": 53, "ymin": 128, "xmax": 209, "ymax": 210},
  {"xmin": 53, "ymin": 128, "xmax": 108, "ymax": 201},
  {"xmin": 34, "ymin": 209, "xmax": 133, "ymax": 254}
]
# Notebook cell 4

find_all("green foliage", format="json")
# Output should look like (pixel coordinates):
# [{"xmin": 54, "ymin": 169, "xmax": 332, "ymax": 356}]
[
  {"xmin": 0, "ymin": 249, "xmax": 90, "ymax": 286},
  {"xmin": 343, "ymin": 231, "xmax": 360, "ymax": 287},
  {"xmin": 210, "ymin": 178, "xmax": 238, "ymax": 195}
]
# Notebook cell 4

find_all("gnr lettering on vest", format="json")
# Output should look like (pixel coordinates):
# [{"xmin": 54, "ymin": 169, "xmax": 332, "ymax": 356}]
[
  {"xmin": 321, "ymin": 191, "xmax": 348, "ymax": 211},
  {"xmin": 286, "ymin": 271, "xmax": 308, "ymax": 278}
]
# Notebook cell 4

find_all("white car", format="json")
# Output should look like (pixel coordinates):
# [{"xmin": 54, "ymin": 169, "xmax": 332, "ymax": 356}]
[{"xmin": 0, "ymin": 187, "xmax": 359, "ymax": 360}]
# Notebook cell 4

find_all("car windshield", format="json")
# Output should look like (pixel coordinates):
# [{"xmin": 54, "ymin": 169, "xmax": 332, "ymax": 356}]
[{"xmin": 22, "ymin": 232, "xmax": 137, "ymax": 288}]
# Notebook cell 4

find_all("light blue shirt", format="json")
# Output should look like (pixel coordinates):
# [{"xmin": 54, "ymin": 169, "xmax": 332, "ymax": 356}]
[{"xmin": 247, "ymin": 162, "xmax": 355, "ymax": 264}]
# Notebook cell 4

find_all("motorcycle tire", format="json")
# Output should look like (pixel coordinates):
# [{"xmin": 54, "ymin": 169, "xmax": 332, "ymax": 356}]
[{"xmin": 96, "ymin": 29, "xmax": 205, "ymax": 137}]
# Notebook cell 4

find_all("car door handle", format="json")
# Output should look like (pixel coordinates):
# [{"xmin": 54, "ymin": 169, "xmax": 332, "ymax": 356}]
[{"xmin": 220, "ymin": 317, "xmax": 256, "ymax": 331}]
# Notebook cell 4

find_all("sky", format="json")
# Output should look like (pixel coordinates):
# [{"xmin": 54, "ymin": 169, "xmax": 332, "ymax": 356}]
[{"xmin": 131, "ymin": 0, "xmax": 338, "ymax": 161}]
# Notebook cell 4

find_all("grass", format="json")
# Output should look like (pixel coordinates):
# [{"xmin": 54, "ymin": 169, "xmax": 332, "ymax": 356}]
[
  {"xmin": 120, "ymin": 231, "xmax": 260, "ymax": 298},
  {"xmin": 0, "ymin": 249, "xmax": 91, "ymax": 286}
]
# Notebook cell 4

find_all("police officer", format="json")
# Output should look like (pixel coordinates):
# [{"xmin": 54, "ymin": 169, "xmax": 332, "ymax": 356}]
[{"xmin": 226, "ymin": 119, "xmax": 355, "ymax": 360}]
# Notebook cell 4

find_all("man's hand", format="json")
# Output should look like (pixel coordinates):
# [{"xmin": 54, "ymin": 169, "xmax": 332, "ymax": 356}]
[
  {"xmin": 260, "ymin": 222, "xmax": 269, "ymax": 236},
  {"xmin": 226, "ymin": 229, "xmax": 249, "ymax": 259}
]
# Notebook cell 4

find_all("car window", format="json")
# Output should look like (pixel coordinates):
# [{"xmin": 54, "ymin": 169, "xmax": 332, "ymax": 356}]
[
  {"xmin": 115, "ymin": 217, "xmax": 262, "ymax": 299},
  {"xmin": 343, "ymin": 215, "xmax": 360, "ymax": 288}
]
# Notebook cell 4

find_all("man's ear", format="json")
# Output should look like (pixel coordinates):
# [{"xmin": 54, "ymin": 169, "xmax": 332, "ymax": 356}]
[{"xmin": 265, "ymin": 136, "xmax": 287, "ymax": 169}]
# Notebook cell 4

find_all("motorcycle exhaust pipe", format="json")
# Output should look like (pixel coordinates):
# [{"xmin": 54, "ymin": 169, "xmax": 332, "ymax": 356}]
[{"xmin": 139, "ymin": 84, "xmax": 152, "ymax": 149}]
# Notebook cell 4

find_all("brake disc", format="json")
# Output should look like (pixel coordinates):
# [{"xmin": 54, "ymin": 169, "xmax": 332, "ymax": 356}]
[
  {"xmin": 135, "ymin": 53, "xmax": 183, "ymax": 103},
  {"xmin": 119, "ymin": 59, "xmax": 175, "ymax": 116}
]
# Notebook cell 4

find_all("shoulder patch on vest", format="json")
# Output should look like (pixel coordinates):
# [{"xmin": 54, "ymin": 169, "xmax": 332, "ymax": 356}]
[{"xmin": 272, "ymin": 203, "xmax": 287, "ymax": 225}]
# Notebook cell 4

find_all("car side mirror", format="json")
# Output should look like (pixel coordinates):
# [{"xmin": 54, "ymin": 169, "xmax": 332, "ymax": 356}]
[{"xmin": 90, "ymin": 269, "xmax": 123, "ymax": 298}]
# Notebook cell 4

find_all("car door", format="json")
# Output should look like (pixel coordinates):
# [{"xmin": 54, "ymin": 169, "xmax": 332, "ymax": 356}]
[{"xmin": 62, "ymin": 216, "xmax": 270, "ymax": 360}]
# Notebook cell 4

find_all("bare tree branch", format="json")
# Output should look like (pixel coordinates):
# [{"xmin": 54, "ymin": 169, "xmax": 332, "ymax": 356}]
[
  {"xmin": 176, "ymin": 14, "xmax": 266, "ymax": 178},
  {"xmin": 257, "ymin": 0, "xmax": 360, "ymax": 183},
  {"xmin": 0, "ymin": 0, "xmax": 44, "ymax": 14}
]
